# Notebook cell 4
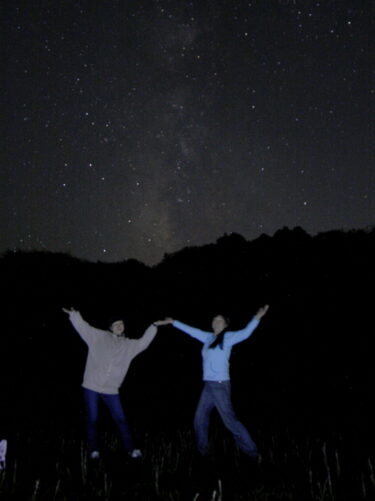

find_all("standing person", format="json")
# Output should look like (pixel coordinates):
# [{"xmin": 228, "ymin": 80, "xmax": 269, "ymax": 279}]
[
  {"xmin": 62, "ymin": 307, "xmax": 159, "ymax": 459},
  {"xmin": 155, "ymin": 305, "xmax": 269, "ymax": 459}
]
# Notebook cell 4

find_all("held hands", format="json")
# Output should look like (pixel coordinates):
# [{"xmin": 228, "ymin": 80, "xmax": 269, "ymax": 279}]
[
  {"xmin": 254, "ymin": 304, "xmax": 269, "ymax": 320},
  {"xmin": 153, "ymin": 318, "xmax": 174, "ymax": 326},
  {"xmin": 154, "ymin": 308, "xmax": 270, "ymax": 325}
]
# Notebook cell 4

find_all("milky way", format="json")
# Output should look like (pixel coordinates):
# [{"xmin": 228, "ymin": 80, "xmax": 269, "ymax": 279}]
[{"xmin": 1, "ymin": 0, "xmax": 374, "ymax": 264}]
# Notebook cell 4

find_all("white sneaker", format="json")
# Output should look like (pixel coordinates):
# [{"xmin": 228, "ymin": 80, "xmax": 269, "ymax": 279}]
[
  {"xmin": 89, "ymin": 450, "xmax": 100, "ymax": 459},
  {"xmin": 129, "ymin": 449, "xmax": 142, "ymax": 459}
]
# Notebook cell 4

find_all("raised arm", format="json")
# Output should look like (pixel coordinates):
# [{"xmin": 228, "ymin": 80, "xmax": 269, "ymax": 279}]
[
  {"xmin": 225, "ymin": 305, "xmax": 269, "ymax": 347},
  {"xmin": 62, "ymin": 307, "xmax": 104, "ymax": 345},
  {"xmin": 155, "ymin": 317, "xmax": 211, "ymax": 343}
]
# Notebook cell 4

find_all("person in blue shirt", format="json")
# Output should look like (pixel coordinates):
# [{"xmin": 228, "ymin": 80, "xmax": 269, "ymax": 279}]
[{"xmin": 155, "ymin": 305, "xmax": 269, "ymax": 458}]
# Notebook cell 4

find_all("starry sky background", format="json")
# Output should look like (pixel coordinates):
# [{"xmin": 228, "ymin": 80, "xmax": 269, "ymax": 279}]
[{"xmin": 1, "ymin": 0, "xmax": 374, "ymax": 265}]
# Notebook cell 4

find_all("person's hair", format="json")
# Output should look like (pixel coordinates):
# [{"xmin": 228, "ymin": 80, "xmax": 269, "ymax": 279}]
[
  {"xmin": 109, "ymin": 314, "xmax": 125, "ymax": 325},
  {"xmin": 208, "ymin": 328, "xmax": 228, "ymax": 349}
]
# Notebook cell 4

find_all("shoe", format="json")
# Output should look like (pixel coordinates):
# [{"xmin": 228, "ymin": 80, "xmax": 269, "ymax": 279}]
[
  {"xmin": 129, "ymin": 449, "xmax": 142, "ymax": 459},
  {"xmin": 89, "ymin": 450, "xmax": 100, "ymax": 459}
]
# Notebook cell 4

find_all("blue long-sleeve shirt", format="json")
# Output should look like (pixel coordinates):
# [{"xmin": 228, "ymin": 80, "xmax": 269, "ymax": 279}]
[{"xmin": 172, "ymin": 318, "xmax": 260, "ymax": 381}]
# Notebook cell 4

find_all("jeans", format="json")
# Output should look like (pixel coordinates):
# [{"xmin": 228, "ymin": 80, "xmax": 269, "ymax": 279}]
[
  {"xmin": 194, "ymin": 381, "xmax": 258, "ymax": 456},
  {"xmin": 83, "ymin": 388, "xmax": 135, "ymax": 452}
]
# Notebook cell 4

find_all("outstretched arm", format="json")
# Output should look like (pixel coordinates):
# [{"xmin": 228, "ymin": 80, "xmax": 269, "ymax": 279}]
[
  {"xmin": 155, "ymin": 317, "xmax": 211, "ymax": 343},
  {"xmin": 62, "ymin": 307, "xmax": 103, "ymax": 344},
  {"xmin": 130, "ymin": 323, "xmax": 158, "ymax": 357},
  {"xmin": 225, "ymin": 304, "xmax": 270, "ymax": 346}
]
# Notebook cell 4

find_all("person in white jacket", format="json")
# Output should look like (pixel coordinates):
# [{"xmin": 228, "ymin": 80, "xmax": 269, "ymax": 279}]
[{"xmin": 63, "ymin": 307, "xmax": 158, "ymax": 459}]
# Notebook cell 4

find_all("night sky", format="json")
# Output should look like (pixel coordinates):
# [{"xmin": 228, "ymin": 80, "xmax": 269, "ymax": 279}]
[{"xmin": 1, "ymin": 0, "xmax": 374, "ymax": 265}]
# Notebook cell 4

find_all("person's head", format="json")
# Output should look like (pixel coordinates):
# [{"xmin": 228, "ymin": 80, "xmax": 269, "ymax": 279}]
[
  {"xmin": 109, "ymin": 315, "xmax": 126, "ymax": 336},
  {"xmin": 212, "ymin": 315, "xmax": 229, "ymax": 335}
]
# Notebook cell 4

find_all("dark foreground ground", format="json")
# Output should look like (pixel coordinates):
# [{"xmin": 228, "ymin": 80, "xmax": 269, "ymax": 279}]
[{"xmin": 0, "ymin": 421, "xmax": 374, "ymax": 501}]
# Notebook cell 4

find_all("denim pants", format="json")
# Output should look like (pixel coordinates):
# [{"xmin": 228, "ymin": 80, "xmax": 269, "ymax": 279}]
[
  {"xmin": 194, "ymin": 380, "xmax": 258, "ymax": 456},
  {"xmin": 83, "ymin": 388, "xmax": 135, "ymax": 452}
]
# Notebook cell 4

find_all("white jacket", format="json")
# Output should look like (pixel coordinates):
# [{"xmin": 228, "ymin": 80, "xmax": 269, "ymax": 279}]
[{"xmin": 68, "ymin": 311, "xmax": 157, "ymax": 394}]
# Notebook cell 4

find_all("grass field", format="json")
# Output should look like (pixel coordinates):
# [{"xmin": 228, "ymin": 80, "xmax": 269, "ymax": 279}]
[{"xmin": 0, "ymin": 424, "xmax": 374, "ymax": 500}]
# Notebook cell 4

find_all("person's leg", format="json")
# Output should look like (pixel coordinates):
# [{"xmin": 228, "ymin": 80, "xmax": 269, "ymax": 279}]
[
  {"xmin": 194, "ymin": 383, "xmax": 215, "ymax": 455},
  {"xmin": 83, "ymin": 388, "xmax": 100, "ymax": 453},
  {"xmin": 212, "ymin": 381, "xmax": 258, "ymax": 457},
  {"xmin": 101, "ymin": 393, "xmax": 135, "ymax": 452}
]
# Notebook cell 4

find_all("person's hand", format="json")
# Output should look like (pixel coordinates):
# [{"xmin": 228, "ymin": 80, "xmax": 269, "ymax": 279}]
[
  {"xmin": 254, "ymin": 305, "xmax": 269, "ymax": 320},
  {"xmin": 62, "ymin": 307, "xmax": 76, "ymax": 314},
  {"xmin": 153, "ymin": 318, "xmax": 174, "ymax": 326}
]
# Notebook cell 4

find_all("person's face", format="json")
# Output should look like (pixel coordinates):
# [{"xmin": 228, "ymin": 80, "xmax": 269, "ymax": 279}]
[
  {"xmin": 110, "ymin": 320, "xmax": 125, "ymax": 336},
  {"xmin": 212, "ymin": 315, "xmax": 227, "ymax": 335}
]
